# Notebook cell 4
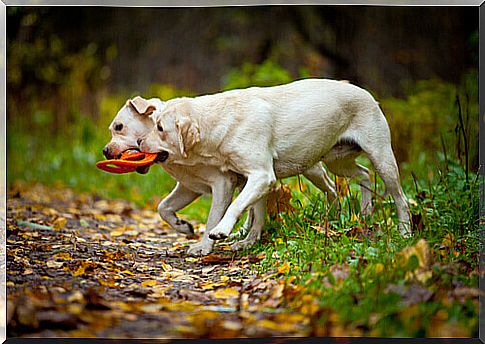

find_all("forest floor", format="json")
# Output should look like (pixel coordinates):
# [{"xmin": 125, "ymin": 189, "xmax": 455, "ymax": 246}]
[
  {"xmin": 7, "ymin": 183, "xmax": 318, "ymax": 339},
  {"xmin": 6, "ymin": 180, "xmax": 480, "ymax": 339}
]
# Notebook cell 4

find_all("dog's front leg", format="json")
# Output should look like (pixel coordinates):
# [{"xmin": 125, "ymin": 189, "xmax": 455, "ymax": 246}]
[
  {"xmin": 209, "ymin": 170, "xmax": 276, "ymax": 240},
  {"xmin": 187, "ymin": 175, "xmax": 236, "ymax": 256},
  {"xmin": 158, "ymin": 182, "xmax": 201, "ymax": 235},
  {"xmin": 230, "ymin": 195, "xmax": 267, "ymax": 251}
]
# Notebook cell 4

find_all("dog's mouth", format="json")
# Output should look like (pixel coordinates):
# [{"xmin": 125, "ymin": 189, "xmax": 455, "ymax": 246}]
[
  {"xmin": 136, "ymin": 165, "xmax": 150, "ymax": 174},
  {"xmin": 155, "ymin": 151, "xmax": 169, "ymax": 163}
]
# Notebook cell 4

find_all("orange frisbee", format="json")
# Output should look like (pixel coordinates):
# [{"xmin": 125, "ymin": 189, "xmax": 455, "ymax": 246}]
[{"xmin": 96, "ymin": 149, "xmax": 158, "ymax": 174}]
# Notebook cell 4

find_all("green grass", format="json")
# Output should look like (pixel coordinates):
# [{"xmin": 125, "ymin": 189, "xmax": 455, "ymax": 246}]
[{"xmin": 245, "ymin": 155, "xmax": 479, "ymax": 337}]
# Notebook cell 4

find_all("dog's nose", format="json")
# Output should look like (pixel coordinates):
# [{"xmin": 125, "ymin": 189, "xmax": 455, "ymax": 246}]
[
  {"xmin": 103, "ymin": 146, "xmax": 110, "ymax": 159},
  {"xmin": 137, "ymin": 138, "xmax": 143, "ymax": 146}
]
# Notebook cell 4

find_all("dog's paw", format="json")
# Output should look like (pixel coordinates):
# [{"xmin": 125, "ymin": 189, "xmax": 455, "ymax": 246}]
[
  {"xmin": 230, "ymin": 239, "xmax": 256, "ymax": 251},
  {"xmin": 187, "ymin": 242, "xmax": 213, "ymax": 256},
  {"xmin": 174, "ymin": 219, "xmax": 195, "ymax": 236},
  {"xmin": 208, "ymin": 227, "xmax": 228, "ymax": 240},
  {"xmin": 228, "ymin": 229, "xmax": 248, "ymax": 242}
]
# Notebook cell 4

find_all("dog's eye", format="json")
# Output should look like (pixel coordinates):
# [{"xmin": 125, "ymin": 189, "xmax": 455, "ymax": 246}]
[
  {"xmin": 114, "ymin": 123, "xmax": 123, "ymax": 131},
  {"xmin": 157, "ymin": 124, "xmax": 163, "ymax": 132}
]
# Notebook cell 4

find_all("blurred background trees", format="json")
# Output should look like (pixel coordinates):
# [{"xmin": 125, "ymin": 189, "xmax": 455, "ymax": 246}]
[{"xmin": 6, "ymin": 6, "xmax": 478, "ymax": 203}]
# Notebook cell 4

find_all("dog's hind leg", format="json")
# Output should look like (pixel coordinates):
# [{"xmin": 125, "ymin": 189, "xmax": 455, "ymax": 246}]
[
  {"xmin": 303, "ymin": 162, "xmax": 337, "ymax": 202},
  {"xmin": 323, "ymin": 148, "xmax": 373, "ymax": 217},
  {"xmin": 350, "ymin": 110, "xmax": 411, "ymax": 236},
  {"xmin": 360, "ymin": 140, "xmax": 411, "ymax": 236},
  {"xmin": 158, "ymin": 182, "xmax": 201, "ymax": 235},
  {"xmin": 230, "ymin": 196, "xmax": 266, "ymax": 251}
]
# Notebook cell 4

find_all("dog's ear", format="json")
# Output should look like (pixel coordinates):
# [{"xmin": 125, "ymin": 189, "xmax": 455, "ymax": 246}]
[
  {"xmin": 128, "ymin": 96, "xmax": 156, "ymax": 116},
  {"xmin": 176, "ymin": 116, "xmax": 200, "ymax": 158}
]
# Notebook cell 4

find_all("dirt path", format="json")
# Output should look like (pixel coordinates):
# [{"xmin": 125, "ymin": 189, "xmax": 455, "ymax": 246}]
[{"xmin": 6, "ymin": 183, "xmax": 311, "ymax": 339}]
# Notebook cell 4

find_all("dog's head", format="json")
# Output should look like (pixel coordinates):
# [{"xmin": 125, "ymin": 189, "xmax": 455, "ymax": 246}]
[
  {"xmin": 139, "ymin": 98, "xmax": 200, "ymax": 163},
  {"xmin": 103, "ymin": 96, "xmax": 165, "ymax": 173}
]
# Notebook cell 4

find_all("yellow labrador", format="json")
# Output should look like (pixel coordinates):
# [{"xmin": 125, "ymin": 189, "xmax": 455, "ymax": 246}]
[
  {"xmin": 140, "ymin": 79, "xmax": 411, "ymax": 240},
  {"xmin": 103, "ymin": 96, "xmax": 337, "ymax": 255}
]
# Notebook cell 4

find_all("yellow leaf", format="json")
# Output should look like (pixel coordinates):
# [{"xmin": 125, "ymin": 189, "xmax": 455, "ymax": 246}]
[
  {"xmin": 301, "ymin": 301, "xmax": 319, "ymax": 316},
  {"xmin": 72, "ymin": 266, "xmax": 86, "ymax": 277},
  {"xmin": 161, "ymin": 261, "xmax": 172, "ymax": 272},
  {"xmin": 278, "ymin": 261, "xmax": 291, "ymax": 274},
  {"xmin": 220, "ymin": 275, "xmax": 229, "ymax": 282},
  {"xmin": 185, "ymin": 257, "xmax": 198, "ymax": 263},
  {"xmin": 53, "ymin": 217, "xmax": 67, "ymax": 230},
  {"xmin": 120, "ymin": 270, "xmax": 134, "ymax": 276},
  {"xmin": 400, "ymin": 239, "xmax": 430, "ymax": 269},
  {"xmin": 416, "ymin": 270, "xmax": 433, "ymax": 284},
  {"xmin": 255, "ymin": 319, "xmax": 298, "ymax": 332},
  {"xmin": 442, "ymin": 233, "xmax": 455, "ymax": 248},
  {"xmin": 141, "ymin": 280, "xmax": 158, "ymax": 288},
  {"xmin": 110, "ymin": 230, "xmax": 124, "ymax": 237},
  {"xmin": 375, "ymin": 263, "xmax": 384, "ymax": 274},
  {"xmin": 350, "ymin": 212, "xmax": 359, "ymax": 222},
  {"xmin": 336, "ymin": 176, "xmax": 349, "ymax": 198},
  {"xmin": 213, "ymin": 287, "xmax": 239, "ymax": 299},
  {"xmin": 53, "ymin": 252, "xmax": 72, "ymax": 261},
  {"xmin": 98, "ymin": 278, "xmax": 116, "ymax": 287},
  {"xmin": 67, "ymin": 304, "xmax": 84, "ymax": 315},
  {"xmin": 67, "ymin": 291, "xmax": 85, "ymax": 303},
  {"xmin": 198, "ymin": 281, "xmax": 226, "ymax": 290}
]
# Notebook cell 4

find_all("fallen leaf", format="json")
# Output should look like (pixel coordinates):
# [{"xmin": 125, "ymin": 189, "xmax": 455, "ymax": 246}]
[
  {"xmin": 200, "ymin": 254, "xmax": 233, "ymax": 265},
  {"xmin": 53, "ymin": 252, "xmax": 72, "ymax": 261},
  {"xmin": 267, "ymin": 184, "xmax": 294, "ymax": 217},
  {"xmin": 46, "ymin": 261, "xmax": 64, "ymax": 269},
  {"xmin": 336, "ymin": 176, "xmax": 349, "ymax": 198},
  {"xmin": 141, "ymin": 280, "xmax": 158, "ymax": 288},
  {"xmin": 278, "ymin": 262, "xmax": 291, "ymax": 274},
  {"xmin": 213, "ymin": 287, "xmax": 239, "ymax": 299},
  {"xmin": 79, "ymin": 219, "xmax": 89, "ymax": 227},
  {"xmin": 52, "ymin": 217, "xmax": 67, "ymax": 230}
]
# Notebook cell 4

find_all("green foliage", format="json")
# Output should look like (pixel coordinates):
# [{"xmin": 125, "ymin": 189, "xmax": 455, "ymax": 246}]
[
  {"xmin": 380, "ymin": 72, "xmax": 478, "ymax": 172},
  {"xmin": 222, "ymin": 59, "xmax": 294, "ymax": 90},
  {"xmin": 8, "ymin": 33, "xmax": 114, "ymax": 132}
]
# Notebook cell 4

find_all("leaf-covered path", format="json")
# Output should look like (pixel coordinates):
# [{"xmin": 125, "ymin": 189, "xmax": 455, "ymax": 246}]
[{"xmin": 7, "ymin": 183, "xmax": 313, "ymax": 339}]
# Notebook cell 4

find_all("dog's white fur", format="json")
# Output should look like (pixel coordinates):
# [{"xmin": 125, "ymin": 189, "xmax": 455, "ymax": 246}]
[
  {"xmin": 141, "ymin": 78, "xmax": 411, "ymax": 239},
  {"xmin": 104, "ymin": 96, "xmax": 337, "ymax": 255}
]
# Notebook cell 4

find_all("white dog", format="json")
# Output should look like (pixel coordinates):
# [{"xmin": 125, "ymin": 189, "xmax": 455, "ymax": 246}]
[
  {"xmin": 140, "ymin": 78, "xmax": 411, "ymax": 240},
  {"xmin": 103, "ymin": 96, "xmax": 337, "ymax": 255}
]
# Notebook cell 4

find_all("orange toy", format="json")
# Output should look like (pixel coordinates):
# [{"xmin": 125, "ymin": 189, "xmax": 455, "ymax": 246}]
[{"xmin": 96, "ymin": 149, "xmax": 158, "ymax": 174}]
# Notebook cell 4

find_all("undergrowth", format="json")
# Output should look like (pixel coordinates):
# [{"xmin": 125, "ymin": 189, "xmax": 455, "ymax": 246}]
[{"xmin": 248, "ymin": 155, "xmax": 479, "ymax": 337}]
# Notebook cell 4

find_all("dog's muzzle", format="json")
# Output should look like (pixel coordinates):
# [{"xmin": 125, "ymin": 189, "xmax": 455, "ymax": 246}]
[
  {"xmin": 155, "ymin": 151, "xmax": 169, "ymax": 163},
  {"xmin": 103, "ymin": 146, "xmax": 112, "ymax": 159}
]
